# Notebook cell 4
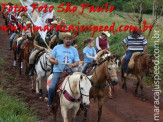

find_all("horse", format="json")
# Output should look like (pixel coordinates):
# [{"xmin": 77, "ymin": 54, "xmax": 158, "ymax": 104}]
[
  {"xmin": 12, "ymin": 34, "xmax": 23, "ymax": 74},
  {"xmin": 84, "ymin": 54, "xmax": 119, "ymax": 122},
  {"xmin": 12, "ymin": 35, "xmax": 33, "ymax": 75},
  {"xmin": 48, "ymin": 72, "xmax": 92, "ymax": 122},
  {"xmin": 121, "ymin": 53, "xmax": 154, "ymax": 101},
  {"xmin": 31, "ymin": 49, "xmax": 52, "ymax": 97},
  {"xmin": 21, "ymin": 37, "xmax": 34, "ymax": 75}
]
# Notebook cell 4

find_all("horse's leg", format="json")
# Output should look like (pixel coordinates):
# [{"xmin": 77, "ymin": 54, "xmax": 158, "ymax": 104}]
[
  {"xmin": 61, "ymin": 106, "xmax": 68, "ymax": 122},
  {"xmin": 36, "ymin": 75, "xmax": 40, "ymax": 94},
  {"xmin": 137, "ymin": 75, "xmax": 145, "ymax": 101},
  {"xmin": 13, "ymin": 49, "xmax": 17, "ymax": 67},
  {"xmin": 135, "ymin": 76, "xmax": 140, "ymax": 96},
  {"xmin": 98, "ymin": 97, "xmax": 105, "ymax": 122},
  {"xmin": 122, "ymin": 77, "xmax": 127, "ymax": 91},
  {"xmin": 52, "ymin": 104, "xmax": 59, "ymax": 122},
  {"xmin": 108, "ymin": 84, "xmax": 113, "ymax": 99},
  {"xmin": 31, "ymin": 76, "xmax": 35, "ymax": 91},
  {"xmin": 38, "ymin": 76, "xmax": 43, "ymax": 98},
  {"xmin": 70, "ymin": 106, "xmax": 80, "ymax": 122},
  {"xmin": 19, "ymin": 52, "xmax": 23, "ymax": 75}
]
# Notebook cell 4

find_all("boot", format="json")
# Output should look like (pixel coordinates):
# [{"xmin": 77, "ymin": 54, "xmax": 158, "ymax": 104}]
[
  {"xmin": 124, "ymin": 73, "xmax": 127, "ymax": 77},
  {"xmin": 28, "ymin": 64, "xmax": 34, "ymax": 76}
]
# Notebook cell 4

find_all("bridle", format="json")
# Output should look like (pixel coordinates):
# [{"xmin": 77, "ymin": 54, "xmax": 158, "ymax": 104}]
[
  {"xmin": 61, "ymin": 74, "xmax": 90, "ymax": 103},
  {"xmin": 40, "ymin": 52, "xmax": 51, "ymax": 76},
  {"xmin": 88, "ymin": 56, "xmax": 117, "ymax": 89}
]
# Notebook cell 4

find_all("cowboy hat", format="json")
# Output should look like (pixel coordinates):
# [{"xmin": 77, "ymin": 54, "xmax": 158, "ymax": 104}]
[
  {"xmin": 51, "ymin": 20, "xmax": 58, "ymax": 25},
  {"xmin": 101, "ymin": 31, "xmax": 110, "ymax": 37},
  {"xmin": 26, "ymin": 21, "xmax": 31, "ymax": 25},
  {"xmin": 16, "ymin": 16, "xmax": 22, "ymax": 20},
  {"xmin": 59, "ymin": 32, "xmax": 73, "ymax": 40}
]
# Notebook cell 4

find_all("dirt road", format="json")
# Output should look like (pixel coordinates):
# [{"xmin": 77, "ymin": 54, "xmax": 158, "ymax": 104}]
[{"xmin": 0, "ymin": 14, "xmax": 163, "ymax": 122}]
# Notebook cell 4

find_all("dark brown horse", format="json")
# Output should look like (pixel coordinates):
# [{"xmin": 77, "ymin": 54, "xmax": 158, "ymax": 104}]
[{"xmin": 121, "ymin": 53, "xmax": 154, "ymax": 101}]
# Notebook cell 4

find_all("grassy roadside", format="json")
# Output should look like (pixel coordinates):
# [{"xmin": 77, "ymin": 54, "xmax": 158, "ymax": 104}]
[
  {"xmin": 0, "ymin": 55, "xmax": 38, "ymax": 121},
  {"xmin": 0, "ymin": 88, "xmax": 38, "ymax": 122}
]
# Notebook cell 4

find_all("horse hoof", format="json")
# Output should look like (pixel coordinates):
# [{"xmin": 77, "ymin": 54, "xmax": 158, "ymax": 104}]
[
  {"xmin": 134, "ymin": 93, "xmax": 138, "ymax": 97},
  {"xmin": 31, "ymin": 88, "xmax": 35, "ymax": 92},
  {"xmin": 141, "ymin": 97, "xmax": 146, "ymax": 102},
  {"xmin": 39, "ymin": 96, "xmax": 43, "ymax": 100},
  {"xmin": 109, "ymin": 96, "xmax": 113, "ymax": 99},
  {"xmin": 44, "ymin": 97, "xmax": 48, "ymax": 103},
  {"xmin": 83, "ymin": 117, "xmax": 87, "ymax": 121}
]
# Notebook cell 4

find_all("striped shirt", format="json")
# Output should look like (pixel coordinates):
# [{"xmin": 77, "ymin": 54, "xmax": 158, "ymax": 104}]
[{"xmin": 122, "ymin": 35, "xmax": 147, "ymax": 51}]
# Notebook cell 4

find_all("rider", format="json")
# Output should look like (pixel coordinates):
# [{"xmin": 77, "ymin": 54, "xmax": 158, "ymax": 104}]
[
  {"xmin": 9, "ymin": 16, "xmax": 23, "ymax": 50},
  {"xmin": 81, "ymin": 38, "xmax": 96, "ymax": 73},
  {"xmin": 16, "ymin": 21, "xmax": 32, "ymax": 56},
  {"xmin": 28, "ymin": 31, "xmax": 51, "ymax": 76},
  {"xmin": 47, "ymin": 32, "xmax": 80, "ymax": 113},
  {"xmin": 96, "ymin": 31, "xmax": 110, "ymax": 52},
  {"xmin": 122, "ymin": 30, "xmax": 147, "ymax": 77}
]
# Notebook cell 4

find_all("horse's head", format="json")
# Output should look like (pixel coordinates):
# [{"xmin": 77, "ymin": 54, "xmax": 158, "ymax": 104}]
[
  {"xmin": 106, "ymin": 55, "xmax": 119, "ymax": 85},
  {"xmin": 26, "ymin": 37, "xmax": 34, "ymax": 54},
  {"xmin": 79, "ymin": 74, "xmax": 92, "ymax": 109}
]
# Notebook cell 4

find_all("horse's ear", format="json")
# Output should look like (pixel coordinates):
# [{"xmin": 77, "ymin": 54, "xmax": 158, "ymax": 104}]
[{"xmin": 80, "ymin": 75, "xmax": 83, "ymax": 80}]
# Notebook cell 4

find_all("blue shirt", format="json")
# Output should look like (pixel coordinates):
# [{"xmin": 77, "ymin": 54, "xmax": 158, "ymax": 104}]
[
  {"xmin": 50, "ymin": 44, "xmax": 80, "ymax": 72},
  {"xmin": 83, "ymin": 46, "xmax": 96, "ymax": 63}
]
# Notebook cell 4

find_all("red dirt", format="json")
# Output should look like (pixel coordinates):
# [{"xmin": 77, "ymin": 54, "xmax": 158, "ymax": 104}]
[{"xmin": 0, "ymin": 14, "xmax": 163, "ymax": 122}]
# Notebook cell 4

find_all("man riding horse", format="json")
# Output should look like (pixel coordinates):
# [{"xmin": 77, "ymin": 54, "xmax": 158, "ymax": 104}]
[
  {"xmin": 9, "ymin": 16, "xmax": 24, "ymax": 50},
  {"xmin": 16, "ymin": 21, "xmax": 32, "ymax": 58},
  {"xmin": 122, "ymin": 30, "xmax": 147, "ymax": 77},
  {"xmin": 47, "ymin": 32, "xmax": 80, "ymax": 114},
  {"xmin": 28, "ymin": 31, "xmax": 51, "ymax": 76}
]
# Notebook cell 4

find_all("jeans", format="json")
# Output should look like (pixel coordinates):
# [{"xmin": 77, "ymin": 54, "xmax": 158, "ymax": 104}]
[
  {"xmin": 48, "ymin": 72, "xmax": 62, "ymax": 105},
  {"xmin": 81, "ymin": 63, "xmax": 90, "ymax": 73},
  {"xmin": 9, "ymin": 32, "xmax": 17, "ymax": 47},
  {"xmin": 16, "ymin": 38, "xmax": 25, "ymax": 55}
]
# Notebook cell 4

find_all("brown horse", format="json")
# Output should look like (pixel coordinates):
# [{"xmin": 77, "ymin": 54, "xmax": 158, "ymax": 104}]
[
  {"xmin": 121, "ymin": 53, "xmax": 154, "ymax": 101},
  {"xmin": 12, "ymin": 36, "xmax": 34, "ymax": 75},
  {"xmin": 84, "ymin": 54, "xmax": 119, "ymax": 122},
  {"xmin": 21, "ymin": 38, "xmax": 34, "ymax": 75}
]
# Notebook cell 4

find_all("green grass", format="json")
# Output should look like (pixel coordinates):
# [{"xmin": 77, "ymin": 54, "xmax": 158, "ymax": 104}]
[
  {"xmin": 0, "ymin": 88, "xmax": 38, "ymax": 122},
  {"xmin": 2, "ymin": 71, "xmax": 15, "ymax": 80},
  {"xmin": 0, "ymin": 58, "xmax": 8, "ymax": 67}
]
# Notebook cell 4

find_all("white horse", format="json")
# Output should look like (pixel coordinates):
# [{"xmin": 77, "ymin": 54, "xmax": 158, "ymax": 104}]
[
  {"xmin": 47, "ymin": 72, "xmax": 92, "ymax": 122},
  {"xmin": 31, "ymin": 49, "xmax": 52, "ymax": 96}
]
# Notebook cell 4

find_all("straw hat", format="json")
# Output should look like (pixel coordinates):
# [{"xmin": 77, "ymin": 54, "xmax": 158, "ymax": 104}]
[
  {"xmin": 26, "ymin": 21, "xmax": 31, "ymax": 25},
  {"xmin": 51, "ymin": 20, "xmax": 58, "ymax": 25},
  {"xmin": 59, "ymin": 32, "xmax": 73, "ymax": 40},
  {"xmin": 101, "ymin": 31, "xmax": 110, "ymax": 37},
  {"xmin": 16, "ymin": 16, "xmax": 22, "ymax": 20}
]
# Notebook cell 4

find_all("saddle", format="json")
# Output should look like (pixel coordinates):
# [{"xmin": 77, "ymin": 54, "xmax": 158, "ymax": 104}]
[
  {"xmin": 122, "ymin": 52, "xmax": 141, "ymax": 69},
  {"xmin": 20, "ymin": 39, "xmax": 28, "ymax": 50},
  {"xmin": 85, "ymin": 62, "xmax": 97, "ymax": 75},
  {"xmin": 16, "ymin": 37, "xmax": 23, "ymax": 43},
  {"xmin": 34, "ymin": 49, "xmax": 46, "ymax": 64}
]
